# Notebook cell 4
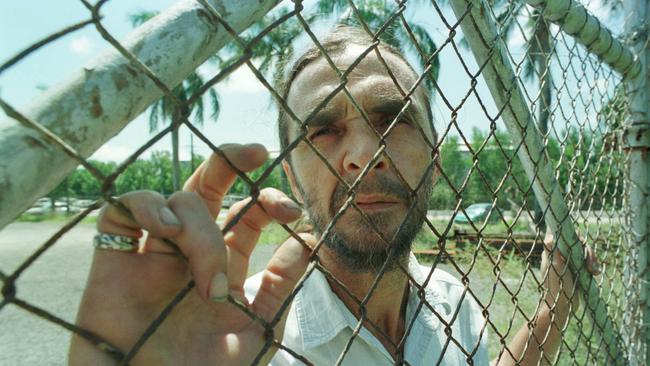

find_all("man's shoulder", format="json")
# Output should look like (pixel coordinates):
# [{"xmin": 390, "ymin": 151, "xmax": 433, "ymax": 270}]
[{"xmin": 417, "ymin": 265, "xmax": 463, "ymax": 289}]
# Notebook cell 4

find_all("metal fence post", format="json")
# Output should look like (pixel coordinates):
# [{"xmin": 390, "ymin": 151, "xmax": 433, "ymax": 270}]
[
  {"xmin": 624, "ymin": 0, "xmax": 649, "ymax": 363},
  {"xmin": 447, "ymin": 0, "xmax": 629, "ymax": 362}
]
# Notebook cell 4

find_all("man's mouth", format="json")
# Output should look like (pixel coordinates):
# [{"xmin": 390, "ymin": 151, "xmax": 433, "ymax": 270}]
[{"xmin": 354, "ymin": 195, "xmax": 399, "ymax": 211}]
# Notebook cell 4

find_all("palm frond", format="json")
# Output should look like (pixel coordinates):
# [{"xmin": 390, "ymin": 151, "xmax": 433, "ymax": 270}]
[
  {"xmin": 129, "ymin": 10, "xmax": 159, "ymax": 27},
  {"xmin": 315, "ymin": 0, "xmax": 348, "ymax": 17},
  {"xmin": 209, "ymin": 89, "xmax": 220, "ymax": 121},
  {"xmin": 494, "ymin": 2, "xmax": 525, "ymax": 40},
  {"xmin": 192, "ymin": 92, "xmax": 205, "ymax": 126},
  {"xmin": 403, "ymin": 24, "xmax": 440, "ymax": 84},
  {"xmin": 148, "ymin": 101, "xmax": 161, "ymax": 133}
]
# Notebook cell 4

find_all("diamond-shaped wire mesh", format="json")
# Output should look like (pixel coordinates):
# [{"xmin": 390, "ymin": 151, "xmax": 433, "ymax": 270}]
[{"xmin": 0, "ymin": 0, "xmax": 646, "ymax": 365}]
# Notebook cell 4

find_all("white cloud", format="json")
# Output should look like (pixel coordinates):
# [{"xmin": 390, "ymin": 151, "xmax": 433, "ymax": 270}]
[
  {"xmin": 69, "ymin": 35, "xmax": 93, "ymax": 55},
  {"xmin": 90, "ymin": 144, "xmax": 133, "ymax": 162},
  {"xmin": 222, "ymin": 67, "xmax": 267, "ymax": 93},
  {"xmin": 508, "ymin": 29, "xmax": 526, "ymax": 49},
  {"xmin": 199, "ymin": 63, "xmax": 268, "ymax": 94}
]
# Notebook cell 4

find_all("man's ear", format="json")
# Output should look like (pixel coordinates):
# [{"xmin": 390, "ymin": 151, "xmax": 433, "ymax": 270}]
[
  {"xmin": 282, "ymin": 160, "xmax": 304, "ymax": 204},
  {"xmin": 430, "ymin": 148, "xmax": 441, "ymax": 186}
]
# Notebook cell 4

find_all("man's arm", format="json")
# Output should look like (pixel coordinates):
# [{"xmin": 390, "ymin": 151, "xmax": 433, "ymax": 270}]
[
  {"xmin": 69, "ymin": 144, "xmax": 312, "ymax": 365},
  {"xmin": 494, "ymin": 235, "xmax": 600, "ymax": 366}
]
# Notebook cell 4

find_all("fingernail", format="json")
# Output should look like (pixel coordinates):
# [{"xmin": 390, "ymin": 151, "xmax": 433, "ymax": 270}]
[
  {"xmin": 209, "ymin": 272, "xmax": 228, "ymax": 302},
  {"xmin": 281, "ymin": 198, "xmax": 302, "ymax": 213},
  {"xmin": 159, "ymin": 207, "xmax": 180, "ymax": 226}
]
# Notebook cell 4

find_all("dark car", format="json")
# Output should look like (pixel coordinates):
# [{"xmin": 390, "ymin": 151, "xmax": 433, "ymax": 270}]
[{"xmin": 453, "ymin": 203, "xmax": 498, "ymax": 225}]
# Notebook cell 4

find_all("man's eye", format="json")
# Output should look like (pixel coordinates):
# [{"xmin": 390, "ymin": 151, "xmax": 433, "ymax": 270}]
[
  {"xmin": 381, "ymin": 116, "xmax": 409, "ymax": 127},
  {"xmin": 310, "ymin": 127, "xmax": 335, "ymax": 140}
]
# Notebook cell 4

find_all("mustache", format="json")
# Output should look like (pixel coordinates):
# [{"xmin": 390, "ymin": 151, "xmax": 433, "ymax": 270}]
[{"xmin": 329, "ymin": 175, "xmax": 411, "ymax": 216}]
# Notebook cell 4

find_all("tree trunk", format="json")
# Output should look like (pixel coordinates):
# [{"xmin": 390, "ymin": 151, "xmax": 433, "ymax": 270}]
[
  {"xmin": 533, "ymin": 16, "xmax": 551, "ymax": 233},
  {"xmin": 190, "ymin": 133, "xmax": 195, "ymax": 171},
  {"xmin": 171, "ymin": 110, "xmax": 181, "ymax": 192}
]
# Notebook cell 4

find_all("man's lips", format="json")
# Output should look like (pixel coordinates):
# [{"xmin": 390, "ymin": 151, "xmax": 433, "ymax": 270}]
[{"xmin": 354, "ymin": 195, "xmax": 399, "ymax": 210}]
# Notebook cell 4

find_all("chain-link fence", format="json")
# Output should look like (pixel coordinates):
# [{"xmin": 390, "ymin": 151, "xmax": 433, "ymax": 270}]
[{"xmin": 1, "ymin": 0, "xmax": 648, "ymax": 365}]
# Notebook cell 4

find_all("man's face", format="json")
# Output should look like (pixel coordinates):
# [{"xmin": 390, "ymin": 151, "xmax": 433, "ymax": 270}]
[{"xmin": 284, "ymin": 44, "xmax": 436, "ymax": 273}]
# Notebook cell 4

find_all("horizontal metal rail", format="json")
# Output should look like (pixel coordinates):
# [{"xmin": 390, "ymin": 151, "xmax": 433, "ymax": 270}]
[
  {"xmin": 527, "ymin": 0, "xmax": 640, "ymax": 78},
  {"xmin": 0, "ymin": 0, "xmax": 280, "ymax": 230}
]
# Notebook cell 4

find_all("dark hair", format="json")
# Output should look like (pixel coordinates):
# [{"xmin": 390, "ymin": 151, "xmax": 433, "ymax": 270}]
[{"xmin": 276, "ymin": 25, "xmax": 435, "ymax": 155}]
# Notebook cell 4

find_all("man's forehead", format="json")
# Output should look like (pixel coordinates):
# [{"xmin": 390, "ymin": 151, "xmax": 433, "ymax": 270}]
[
  {"xmin": 294, "ymin": 77, "xmax": 411, "ymax": 119},
  {"xmin": 291, "ymin": 45, "xmax": 418, "ymax": 91},
  {"xmin": 287, "ymin": 45, "xmax": 425, "ymax": 121}
]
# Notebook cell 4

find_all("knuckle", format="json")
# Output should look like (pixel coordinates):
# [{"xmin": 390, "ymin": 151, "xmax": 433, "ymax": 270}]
[
  {"xmin": 196, "ymin": 181, "xmax": 225, "ymax": 203},
  {"xmin": 260, "ymin": 187, "xmax": 288, "ymax": 202},
  {"xmin": 168, "ymin": 191, "xmax": 203, "ymax": 208},
  {"xmin": 123, "ymin": 189, "xmax": 163, "ymax": 202},
  {"xmin": 228, "ymin": 197, "xmax": 252, "ymax": 214},
  {"xmin": 96, "ymin": 203, "xmax": 113, "ymax": 231}
]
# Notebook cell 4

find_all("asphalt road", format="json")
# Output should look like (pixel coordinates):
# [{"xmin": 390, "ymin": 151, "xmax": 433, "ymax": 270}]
[{"xmin": 0, "ymin": 221, "xmax": 277, "ymax": 365}]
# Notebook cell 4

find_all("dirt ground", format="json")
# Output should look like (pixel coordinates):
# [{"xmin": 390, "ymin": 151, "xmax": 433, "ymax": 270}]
[{"xmin": 0, "ymin": 221, "xmax": 277, "ymax": 365}]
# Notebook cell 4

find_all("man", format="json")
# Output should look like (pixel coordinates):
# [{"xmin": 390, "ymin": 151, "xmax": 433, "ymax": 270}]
[{"xmin": 69, "ymin": 26, "xmax": 598, "ymax": 365}]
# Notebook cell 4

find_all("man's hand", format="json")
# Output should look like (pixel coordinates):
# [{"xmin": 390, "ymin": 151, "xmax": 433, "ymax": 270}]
[
  {"xmin": 540, "ymin": 228, "xmax": 601, "ymax": 316},
  {"xmin": 497, "ymin": 228, "xmax": 601, "ymax": 366},
  {"xmin": 69, "ymin": 144, "xmax": 313, "ymax": 365}
]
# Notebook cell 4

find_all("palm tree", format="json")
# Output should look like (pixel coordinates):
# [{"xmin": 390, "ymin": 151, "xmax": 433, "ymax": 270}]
[
  {"xmin": 130, "ymin": 11, "xmax": 220, "ymax": 191},
  {"xmin": 223, "ymin": 0, "xmax": 440, "ymax": 100},
  {"xmin": 491, "ymin": 3, "xmax": 552, "ymax": 231},
  {"xmin": 208, "ymin": 1, "xmax": 440, "ymax": 202},
  {"xmin": 489, "ymin": 0, "xmax": 622, "ymax": 231},
  {"xmin": 314, "ymin": 0, "xmax": 440, "ymax": 89}
]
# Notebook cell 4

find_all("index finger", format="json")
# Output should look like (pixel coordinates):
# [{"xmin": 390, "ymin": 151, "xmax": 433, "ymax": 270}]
[{"xmin": 183, "ymin": 143, "xmax": 268, "ymax": 218}]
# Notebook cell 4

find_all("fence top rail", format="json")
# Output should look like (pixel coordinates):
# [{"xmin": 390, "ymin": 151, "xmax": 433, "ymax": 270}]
[
  {"xmin": 0, "ymin": 0, "xmax": 281, "ymax": 230},
  {"xmin": 527, "ymin": 0, "xmax": 640, "ymax": 79}
]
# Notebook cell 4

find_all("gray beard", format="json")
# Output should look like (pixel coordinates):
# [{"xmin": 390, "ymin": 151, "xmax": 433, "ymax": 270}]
[{"xmin": 303, "ymin": 170, "xmax": 433, "ymax": 274}]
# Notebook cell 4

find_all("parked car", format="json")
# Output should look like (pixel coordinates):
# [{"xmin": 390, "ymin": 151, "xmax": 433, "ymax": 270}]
[
  {"xmin": 453, "ymin": 203, "xmax": 499, "ymax": 225},
  {"xmin": 222, "ymin": 194, "xmax": 246, "ymax": 208},
  {"xmin": 24, "ymin": 200, "xmax": 54, "ymax": 215},
  {"xmin": 74, "ymin": 199, "xmax": 95, "ymax": 208}
]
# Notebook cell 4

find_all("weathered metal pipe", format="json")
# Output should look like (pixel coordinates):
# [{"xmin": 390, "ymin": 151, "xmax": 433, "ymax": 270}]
[
  {"xmin": 0, "ymin": 0, "xmax": 280, "ymax": 229},
  {"xmin": 527, "ymin": 0, "xmax": 640, "ymax": 78},
  {"xmin": 623, "ymin": 0, "xmax": 649, "ymax": 363}
]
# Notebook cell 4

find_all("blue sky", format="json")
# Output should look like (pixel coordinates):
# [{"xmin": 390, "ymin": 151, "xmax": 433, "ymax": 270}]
[{"xmin": 0, "ymin": 0, "xmax": 618, "ymax": 163}]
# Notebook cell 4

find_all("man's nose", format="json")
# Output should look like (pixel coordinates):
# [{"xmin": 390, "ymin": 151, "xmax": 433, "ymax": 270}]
[{"xmin": 342, "ymin": 125, "xmax": 388, "ymax": 174}]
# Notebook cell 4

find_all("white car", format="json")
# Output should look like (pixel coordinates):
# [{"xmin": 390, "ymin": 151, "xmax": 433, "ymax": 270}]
[{"xmin": 222, "ymin": 195, "xmax": 246, "ymax": 208}]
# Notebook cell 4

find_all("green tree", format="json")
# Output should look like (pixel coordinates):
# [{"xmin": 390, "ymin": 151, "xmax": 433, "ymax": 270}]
[
  {"xmin": 313, "ymin": 0, "xmax": 439, "ymax": 89},
  {"xmin": 230, "ymin": 158, "xmax": 286, "ymax": 196},
  {"xmin": 486, "ymin": 0, "xmax": 622, "ymax": 226},
  {"xmin": 115, "ymin": 159, "xmax": 156, "ymax": 195},
  {"xmin": 430, "ymin": 136, "xmax": 468, "ymax": 209},
  {"xmin": 222, "ymin": 0, "xmax": 440, "ymax": 103},
  {"xmin": 483, "ymin": 1, "xmax": 554, "ymax": 229},
  {"xmin": 64, "ymin": 160, "xmax": 116, "ymax": 199},
  {"xmin": 130, "ymin": 11, "xmax": 220, "ymax": 191},
  {"xmin": 459, "ymin": 128, "xmax": 533, "ymax": 211}
]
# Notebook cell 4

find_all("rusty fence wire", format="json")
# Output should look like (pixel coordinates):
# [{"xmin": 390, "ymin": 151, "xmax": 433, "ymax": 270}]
[{"xmin": 0, "ymin": 0, "xmax": 647, "ymax": 365}]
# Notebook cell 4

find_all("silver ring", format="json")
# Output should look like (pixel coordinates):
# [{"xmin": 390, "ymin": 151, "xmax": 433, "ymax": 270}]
[{"xmin": 93, "ymin": 233, "xmax": 139, "ymax": 252}]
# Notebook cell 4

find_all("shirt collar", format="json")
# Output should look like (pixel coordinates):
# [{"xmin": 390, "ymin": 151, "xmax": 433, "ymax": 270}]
[
  {"xmin": 294, "ymin": 254, "xmax": 452, "ymax": 350},
  {"xmin": 405, "ymin": 253, "xmax": 453, "ymax": 333}
]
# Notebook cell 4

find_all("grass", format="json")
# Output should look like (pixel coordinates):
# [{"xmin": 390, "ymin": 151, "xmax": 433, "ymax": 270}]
[
  {"xmin": 413, "ymin": 227, "xmax": 622, "ymax": 365},
  {"xmin": 257, "ymin": 222, "xmax": 293, "ymax": 245},
  {"xmin": 18, "ymin": 215, "xmax": 623, "ymax": 364},
  {"xmin": 253, "ymin": 218, "xmax": 622, "ymax": 364},
  {"xmin": 16, "ymin": 212, "xmax": 98, "ymax": 224}
]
